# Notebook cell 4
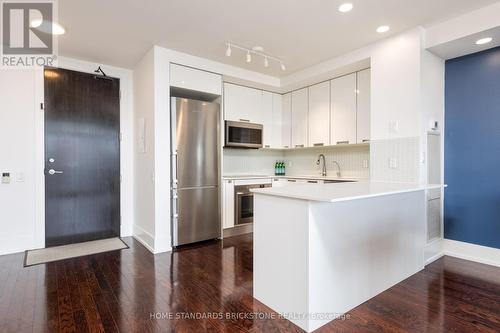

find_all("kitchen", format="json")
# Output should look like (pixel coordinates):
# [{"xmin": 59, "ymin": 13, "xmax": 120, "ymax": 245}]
[{"xmin": 1, "ymin": 1, "xmax": 500, "ymax": 332}]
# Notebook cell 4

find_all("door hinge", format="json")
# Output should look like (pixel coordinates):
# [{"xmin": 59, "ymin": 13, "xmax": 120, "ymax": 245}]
[
  {"xmin": 119, "ymin": 132, "xmax": 123, "ymax": 141},
  {"xmin": 119, "ymin": 90, "xmax": 121, "ymax": 100},
  {"xmin": 40, "ymin": 102, "xmax": 44, "ymax": 110},
  {"xmin": 120, "ymin": 174, "xmax": 122, "ymax": 183}
]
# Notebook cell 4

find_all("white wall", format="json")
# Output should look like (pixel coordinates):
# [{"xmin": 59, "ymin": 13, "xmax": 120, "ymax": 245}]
[
  {"xmin": 0, "ymin": 57, "xmax": 134, "ymax": 255},
  {"xmin": 0, "ymin": 69, "xmax": 40, "ymax": 255},
  {"xmin": 132, "ymin": 49, "xmax": 157, "ymax": 252}
]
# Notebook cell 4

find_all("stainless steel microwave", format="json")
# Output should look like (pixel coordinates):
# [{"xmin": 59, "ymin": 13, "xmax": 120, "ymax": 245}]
[{"xmin": 225, "ymin": 121, "xmax": 263, "ymax": 149}]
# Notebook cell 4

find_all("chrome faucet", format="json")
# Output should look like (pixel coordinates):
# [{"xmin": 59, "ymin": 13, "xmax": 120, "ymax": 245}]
[
  {"xmin": 317, "ymin": 154, "xmax": 327, "ymax": 176},
  {"xmin": 333, "ymin": 160, "xmax": 341, "ymax": 178}
]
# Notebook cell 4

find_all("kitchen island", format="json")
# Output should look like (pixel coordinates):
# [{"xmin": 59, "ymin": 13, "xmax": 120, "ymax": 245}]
[{"xmin": 251, "ymin": 182, "xmax": 443, "ymax": 332}]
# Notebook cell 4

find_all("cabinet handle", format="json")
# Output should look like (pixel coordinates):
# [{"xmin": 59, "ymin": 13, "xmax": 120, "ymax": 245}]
[
  {"xmin": 307, "ymin": 180, "xmax": 318, "ymax": 184},
  {"xmin": 336, "ymin": 141, "xmax": 349, "ymax": 145},
  {"xmin": 362, "ymin": 139, "xmax": 370, "ymax": 143},
  {"xmin": 295, "ymin": 144, "xmax": 304, "ymax": 148},
  {"xmin": 239, "ymin": 118, "xmax": 250, "ymax": 122},
  {"xmin": 287, "ymin": 179, "xmax": 296, "ymax": 182},
  {"xmin": 283, "ymin": 145, "xmax": 289, "ymax": 148},
  {"xmin": 264, "ymin": 145, "xmax": 270, "ymax": 148},
  {"xmin": 313, "ymin": 143, "xmax": 324, "ymax": 147}
]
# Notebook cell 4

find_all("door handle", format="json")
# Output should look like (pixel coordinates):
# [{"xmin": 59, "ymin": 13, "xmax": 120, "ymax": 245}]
[{"xmin": 48, "ymin": 169, "xmax": 63, "ymax": 175}]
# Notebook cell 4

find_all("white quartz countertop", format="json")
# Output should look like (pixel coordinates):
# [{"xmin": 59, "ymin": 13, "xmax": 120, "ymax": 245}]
[
  {"xmin": 251, "ymin": 181, "xmax": 445, "ymax": 203},
  {"xmin": 222, "ymin": 174, "xmax": 362, "ymax": 181}
]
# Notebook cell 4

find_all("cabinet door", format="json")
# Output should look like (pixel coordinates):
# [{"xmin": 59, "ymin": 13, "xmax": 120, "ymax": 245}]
[
  {"xmin": 308, "ymin": 81, "xmax": 330, "ymax": 147},
  {"xmin": 262, "ymin": 91, "xmax": 273, "ymax": 148},
  {"xmin": 224, "ymin": 83, "xmax": 263, "ymax": 123},
  {"xmin": 331, "ymin": 73, "xmax": 357, "ymax": 145},
  {"xmin": 291, "ymin": 88, "xmax": 308, "ymax": 148},
  {"xmin": 223, "ymin": 180, "xmax": 235, "ymax": 229},
  {"xmin": 170, "ymin": 64, "xmax": 222, "ymax": 95},
  {"xmin": 281, "ymin": 93, "xmax": 292, "ymax": 148},
  {"xmin": 357, "ymin": 69, "xmax": 371, "ymax": 143}
]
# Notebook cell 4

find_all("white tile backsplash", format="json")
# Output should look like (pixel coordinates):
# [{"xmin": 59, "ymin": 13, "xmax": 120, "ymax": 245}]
[
  {"xmin": 223, "ymin": 145, "xmax": 370, "ymax": 179},
  {"xmin": 223, "ymin": 149, "xmax": 283, "ymax": 176},
  {"xmin": 284, "ymin": 145, "xmax": 370, "ymax": 179},
  {"xmin": 370, "ymin": 137, "xmax": 420, "ymax": 183}
]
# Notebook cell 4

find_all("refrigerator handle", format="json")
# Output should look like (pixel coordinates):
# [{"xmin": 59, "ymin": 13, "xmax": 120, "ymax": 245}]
[{"xmin": 172, "ymin": 152, "xmax": 178, "ymax": 187}]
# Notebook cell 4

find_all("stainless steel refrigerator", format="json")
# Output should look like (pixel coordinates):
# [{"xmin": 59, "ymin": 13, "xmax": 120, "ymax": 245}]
[{"xmin": 171, "ymin": 97, "xmax": 221, "ymax": 246}]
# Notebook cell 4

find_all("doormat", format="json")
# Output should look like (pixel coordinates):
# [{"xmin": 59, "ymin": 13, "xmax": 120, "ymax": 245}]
[{"xmin": 24, "ymin": 238, "xmax": 128, "ymax": 267}]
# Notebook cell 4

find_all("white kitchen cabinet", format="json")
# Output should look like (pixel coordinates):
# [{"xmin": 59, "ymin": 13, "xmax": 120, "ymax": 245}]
[
  {"xmin": 170, "ymin": 64, "xmax": 222, "ymax": 95},
  {"xmin": 262, "ymin": 91, "xmax": 283, "ymax": 148},
  {"xmin": 357, "ymin": 69, "xmax": 371, "ymax": 143},
  {"xmin": 291, "ymin": 88, "xmax": 308, "ymax": 148},
  {"xmin": 331, "ymin": 73, "xmax": 357, "ymax": 145},
  {"xmin": 281, "ymin": 93, "xmax": 292, "ymax": 149},
  {"xmin": 223, "ymin": 179, "xmax": 235, "ymax": 229},
  {"xmin": 262, "ymin": 92, "xmax": 283, "ymax": 148},
  {"xmin": 308, "ymin": 81, "xmax": 330, "ymax": 147},
  {"xmin": 224, "ymin": 83, "xmax": 263, "ymax": 124}
]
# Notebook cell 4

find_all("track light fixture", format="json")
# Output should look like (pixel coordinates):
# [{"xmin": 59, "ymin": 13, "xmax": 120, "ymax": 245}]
[{"xmin": 225, "ymin": 42, "xmax": 286, "ymax": 71}]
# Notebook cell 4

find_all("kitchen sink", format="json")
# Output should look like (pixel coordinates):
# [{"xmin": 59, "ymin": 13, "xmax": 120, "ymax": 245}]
[{"xmin": 323, "ymin": 180, "xmax": 356, "ymax": 184}]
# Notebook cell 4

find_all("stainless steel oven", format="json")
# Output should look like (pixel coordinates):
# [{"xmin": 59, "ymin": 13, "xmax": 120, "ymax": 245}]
[
  {"xmin": 235, "ymin": 183, "xmax": 271, "ymax": 225},
  {"xmin": 225, "ymin": 121, "xmax": 263, "ymax": 149}
]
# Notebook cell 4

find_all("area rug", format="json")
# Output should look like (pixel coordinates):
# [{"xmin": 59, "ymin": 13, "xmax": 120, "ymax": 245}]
[{"xmin": 24, "ymin": 237, "xmax": 128, "ymax": 266}]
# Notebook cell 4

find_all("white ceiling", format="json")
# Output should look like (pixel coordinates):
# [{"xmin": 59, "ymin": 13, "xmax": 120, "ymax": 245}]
[{"xmin": 58, "ymin": 0, "xmax": 499, "ymax": 76}]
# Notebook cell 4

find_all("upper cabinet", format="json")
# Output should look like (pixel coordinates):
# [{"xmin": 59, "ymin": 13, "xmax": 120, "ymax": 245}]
[
  {"xmin": 281, "ymin": 93, "xmax": 292, "ymax": 149},
  {"xmin": 224, "ymin": 83, "xmax": 263, "ymax": 124},
  {"xmin": 291, "ymin": 88, "xmax": 308, "ymax": 148},
  {"xmin": 331, "ymin": 73, "xmax": 357, "ymax": 145},
  {"xmin": 356, "ymin": 69, "xmax": 371, "ymax": 143},
  {"xmin": 308, "ymin": 81, "xmax": 330, "ymax": 147},
  {"xmin": 170, "ymin": 64, "xmax": 222, "ymax": 95},
  {"xmin": 220, "ymin": 68, "xmax": 370, "ymax": 150},
  {"xmin": 262, "ymin": 92, "xmax": 283, "ymax": 148}
]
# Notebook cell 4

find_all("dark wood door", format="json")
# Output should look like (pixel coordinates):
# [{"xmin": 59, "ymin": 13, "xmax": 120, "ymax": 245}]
[{"xmin": 44, "ymin": 67, "xmax": 120, "ymax": 247}]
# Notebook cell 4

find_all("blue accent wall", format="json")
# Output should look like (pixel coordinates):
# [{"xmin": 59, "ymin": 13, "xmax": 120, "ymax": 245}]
[{"xmin": 445, "ymin": 46, "xmax": 500, "ymax": 249}]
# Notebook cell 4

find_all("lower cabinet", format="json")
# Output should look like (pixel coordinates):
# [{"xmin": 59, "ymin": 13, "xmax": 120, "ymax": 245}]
[{"xmin": 223, "ymin": 180, "xmax": 235, "ymax": 229}]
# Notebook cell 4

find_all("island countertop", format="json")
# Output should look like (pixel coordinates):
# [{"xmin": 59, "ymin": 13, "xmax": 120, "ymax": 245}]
[{"xmin": 251, "ymin": 181, "xmax": 444, "ymax": 203}]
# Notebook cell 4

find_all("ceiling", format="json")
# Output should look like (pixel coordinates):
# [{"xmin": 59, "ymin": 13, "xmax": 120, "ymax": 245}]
[{"xmin": 58, "ymin": 0, "xmax": 499, "ymax": 76}]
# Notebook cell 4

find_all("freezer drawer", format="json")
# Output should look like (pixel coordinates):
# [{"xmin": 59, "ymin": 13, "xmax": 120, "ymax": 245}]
[{"xmin": 172, "ymin": 186, "xmax": 220, "ymax": 246}]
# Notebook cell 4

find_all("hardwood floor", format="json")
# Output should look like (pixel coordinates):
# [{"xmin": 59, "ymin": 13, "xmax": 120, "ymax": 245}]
[{"xmin": 1, "ymin": 235, "xmax": 500, "ymax": 333}]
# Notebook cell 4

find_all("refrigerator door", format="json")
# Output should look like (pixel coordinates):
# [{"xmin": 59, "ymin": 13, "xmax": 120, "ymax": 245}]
[
  {"xmin": 172, "ymin": 187, "xmax": 220, "ymax": 246},
  {"xmin": 172, "ymin": 98, "xmax": 219, "ymax": 189}
]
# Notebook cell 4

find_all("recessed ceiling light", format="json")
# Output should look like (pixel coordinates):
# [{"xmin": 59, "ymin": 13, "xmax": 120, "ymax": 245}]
[
  {"xmin": 338, "ymin": 3, "xmax": 353, "ymax": 13},
  {"xmin": 476, "ymin": 37, "xmax": 493, "ymax": 45},
  {"xmin": 30, "ymin": 19, "xmax": 65, "ymax": 35},
  {"xmin": 376, "ymin": 25, "xmax": 390, "ymax": 33}
]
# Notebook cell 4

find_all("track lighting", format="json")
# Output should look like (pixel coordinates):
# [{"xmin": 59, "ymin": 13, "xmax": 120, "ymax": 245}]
[{"xmin": 224, "ymin": 42, "xmax": 285, "ymax": 71}]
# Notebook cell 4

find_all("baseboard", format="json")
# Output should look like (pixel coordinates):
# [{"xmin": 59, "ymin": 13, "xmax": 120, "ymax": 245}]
[
  {"xmin": 223, "ymin": 224, "xmax": 253, "ymax": 238},
  {"xmin": 132, "ymin": 225, "xmax": 155, "ymax": 253},
  {"xmin": 444, "ymin": 239, "xmax": 500, "ymax": 268},
  {"xmin": 424, "ymin": 238, "xmax": 444, "ymax": 265}
]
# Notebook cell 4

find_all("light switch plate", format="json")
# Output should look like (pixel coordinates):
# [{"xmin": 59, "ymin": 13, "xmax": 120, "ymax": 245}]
[
  {"xmin": 389, "ymin": 121, "xmax": 399, "ymax": 134},
  {"xmin": 363, "ymin": 160, "xmax": 369, "ymax": 169}
]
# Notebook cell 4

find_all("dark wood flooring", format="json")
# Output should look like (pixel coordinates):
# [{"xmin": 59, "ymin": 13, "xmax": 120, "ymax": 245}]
[{"xmin": 1, "ymin": 234, "xmax": 500, "ymax": 333}]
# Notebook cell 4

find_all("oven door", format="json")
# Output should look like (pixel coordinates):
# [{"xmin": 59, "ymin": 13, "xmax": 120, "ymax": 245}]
[
  {"xmin": 235, "ymin": 190, "xmax": 254, "ymax": 225},
  {"xmin": 225, "ymin": 121, "xmax": 263, "ymax": 149}
]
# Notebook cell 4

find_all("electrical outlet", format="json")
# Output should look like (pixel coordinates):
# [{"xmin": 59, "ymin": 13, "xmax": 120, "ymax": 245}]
[
  {"xmin": 389, "ymin": 158, "xmax": 398, "ymax": 169},
  {"xmin": 16, "ymin": 172, "xmax": 25, "ymax": 182},
  {"xmin": 389, "ymin": 121, "xmax": 399, "ymax": 134},
  {"xmin": 363, "ymin": 160, "xmax": 369, "ymax": 169}
]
